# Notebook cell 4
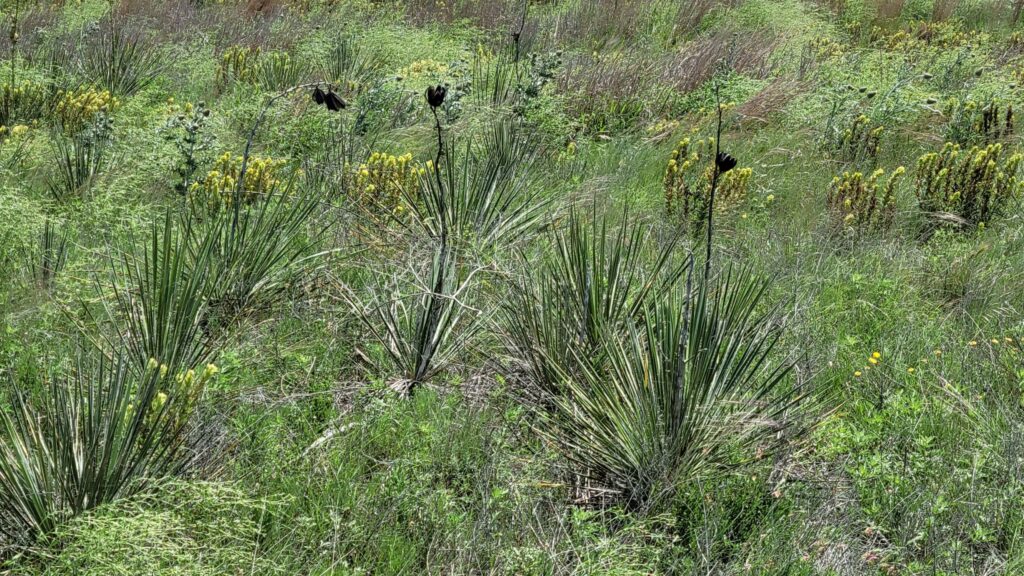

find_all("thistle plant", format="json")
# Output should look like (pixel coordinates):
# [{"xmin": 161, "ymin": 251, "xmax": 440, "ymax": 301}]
[
  {"xmin": 161, "ymin": 101, "xmax": 213, "ymax": 195},
  {"xmin": 915, "ymin": 142, "xmax": 1023, "ymax": 228},
  {"xmin": 827, "ymin": 167, "xmax": 904, "ymax": 235}
]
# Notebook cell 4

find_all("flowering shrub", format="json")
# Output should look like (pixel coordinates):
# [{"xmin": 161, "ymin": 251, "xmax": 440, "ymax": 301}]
[
  {"xmin": 189, "ymin": 152, "xmax": 287, "ymax": 210},
  {"xmin": 827, "ymin": 167, "xmax": 904, "ymax": 234},
  {"xmin": 915, "ymin": 142, "xmax": 1023, "ymax": 227},
  {"xmin": 344, "ymin": 152, "xmax": 424, "ymax": 218},
  {"xmin": 55, "ymin": 87, "xmax": 120, "ymax": 134},
  {"xmin": 663, "ymin": 137, "xmax": 752, "ymax": 231}
]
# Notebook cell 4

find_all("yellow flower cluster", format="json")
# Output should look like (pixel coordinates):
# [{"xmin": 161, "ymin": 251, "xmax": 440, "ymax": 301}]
[
  {"xmin": 915, "ymin": 142, "xmax": 1023, "ymax": 226},
  {"xmin": 663, "ymin": 137, "xmax": 752, "ymax": 229},
  {"xmin": 0, "ymin": 123, "xmax": 30, "ymax": 145},
  {"xmin": 0, "ymin": 80, "xmax": 50, "ymax": 124},
  {"xmin": 807, "ymin": 36, "xmax": 844, "ymax": 60},
  {"xmin": 54, "ymin": 86, "xmax": 120, "ymax": 134},
  {"xmin": 875, "ymin": 20, "xmax": 981, "ymax": 52},
  {"xmin": 189, "ymin": 152, "xmax": 287, "ymax": 210},
  {"xmin": 399, "ymin": 59, "xmax": 450, "ymax": 82},
  {"xmin": 345, "ymin": 152, "xmax": 424, "ymax": 217},
  {"xmin": 827, "ymin": 167, "xmax": 904, "ymax": 234},
  {"xmin": 217, "ymin": 45, "xmax": 261, "ymax": 87}
]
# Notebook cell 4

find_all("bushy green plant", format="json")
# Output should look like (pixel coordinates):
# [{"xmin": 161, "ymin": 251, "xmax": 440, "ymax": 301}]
[
  {"xmin": 161, "ymin": 101, "xmax": 213, "ymax": 195},
  {"xmin": 25, "ymin": 481, "xmax": 282, "ymax": 576}
]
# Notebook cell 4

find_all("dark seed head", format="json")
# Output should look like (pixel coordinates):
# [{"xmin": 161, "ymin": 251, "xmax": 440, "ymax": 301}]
[
  {"xmin": 325, "ymin": 89, "xmax": 346, "ymax": 112},
  {"xmin": 312, "ymin": 85, "xmax": 326, "ymax": 105},
  {"xmin": 866, "ymin": 91, "xmax": 877, "ymax": 99},
  {"xmin": 425, "ymin": 85, "xmax": 447, "ymax": 108},
  {"xmin": 716, "ymin": 152, "xmax": 737, "ymax": 173}
]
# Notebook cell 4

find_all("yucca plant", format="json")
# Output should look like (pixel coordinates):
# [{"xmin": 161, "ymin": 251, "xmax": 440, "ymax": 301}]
[
  {"xmin": 541, "ymin": 266, "xmax": 799, "ymax": 510},
  {"xmin": 80, "ymin": 22, "xmax": 163, "ymax": 96},
  {"xmin": 399, "ymin": 120, "xmax": 550, "ymax": 250},
  {"xmin": 319, "ymin": 34, "xmax": 385, "ymax": 97},
  {"xmin": 0, "ymin": 349, "xmax": 214, "ymax": 551},
  {"xmin": 255, "ymin": 51, "xmax": 306, "ymax": 92},
  {"xmin": 504, "ymin": 210, "xmax": 688, "ymax": 396},
  {"xmin": 29, "ymin": 218, "xmax": 71, "ymax": 291},
  {"xmin": 103, "ymin": 213, "xmax": 215, "ymax": 374},
  {"xmin": 46, "ymin": 126, "xmax": 110, "ymax": 203},
  {"xmin": 353, "ymin": 244, "xmax": 483, "ymax": 395},
  {"xmin": 192, "ymin": 185, "xmax": 325, "ymax": 321}
]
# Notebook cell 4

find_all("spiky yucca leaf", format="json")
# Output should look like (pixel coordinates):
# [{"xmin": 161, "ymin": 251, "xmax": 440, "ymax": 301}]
[
  {"xmin": 106, "ymin": 213, "xmax": 214, "ymax": 374},
  {"xmin": 504, "ymin": 211, "xmax": 687, "ymax": 394},
  {"xmin": 355, "ymin": 244, "xmax": 483, "ymax": 393},
  {"xmin": 544, "ymin": 267, "xmax": 798, "ymax": 510},
  {"xmin": 401, "ymin": 120, "xmax": 550, "ymax": 249},
  {"xmin": 0, "ymin": 352, "xmax": 211, "ymax": 550},
  {"xmin": 193, "ymin": 186, "xmax": 324, "ymax": 319}
]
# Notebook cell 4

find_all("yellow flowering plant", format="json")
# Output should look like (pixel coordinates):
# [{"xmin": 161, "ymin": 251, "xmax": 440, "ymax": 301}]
[
  {"xmin": 827, "ymin": 167, "xmax": 904, "ymax": 235},
  {"xmin": 663, "ymin": 136, "xmax": 752, "ymax": 233},
  {"xmin": 915, "ymin": 142, "xmax": 1023, "ymax": 228},
  {"xmin": 189, "ymin": 152, "xmax": 288, "ymax": 210}
]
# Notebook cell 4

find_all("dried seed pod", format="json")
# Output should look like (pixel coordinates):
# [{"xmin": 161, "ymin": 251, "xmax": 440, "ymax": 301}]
[
  {"xmin": 312, "ymin": 85, "xmax": 326, "ymax": 105},
  {"xmin": 716, "ymin": 152, "xmax": 737, "ymax": 173},
  {"xmin": 425, "ymin": 85, "xmax": 447, "ymax": 108},
  {"xmin": 324, "ymin": 89, "xmax": 346, "ymax": 111}
]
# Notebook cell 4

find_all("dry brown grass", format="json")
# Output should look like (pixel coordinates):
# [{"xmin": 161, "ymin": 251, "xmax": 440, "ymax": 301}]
[
  {"xmin": 674, "ymin": 0, "xmax": 741, "ymax": 36},
  {"xmin": 401, "ymin": 0, "xmax": 522, "ymax": 32},
  {"xmin": 734, "ymin": 78, "xmax": 808, "ymax": 127},
  {"xmin": 931, "ymin": 0, "xmax": 960, "ymax": 21},
  {"xmin": 660, "ymin": 30, "xmax": 778, "ymax": 94},
  {"xmin": 873, "ymin": 0, "xmax": 906, "ymax": 21},
  {"xmin": 542, "ymin": 0, "xmax": 653, "ymax": 50}
]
